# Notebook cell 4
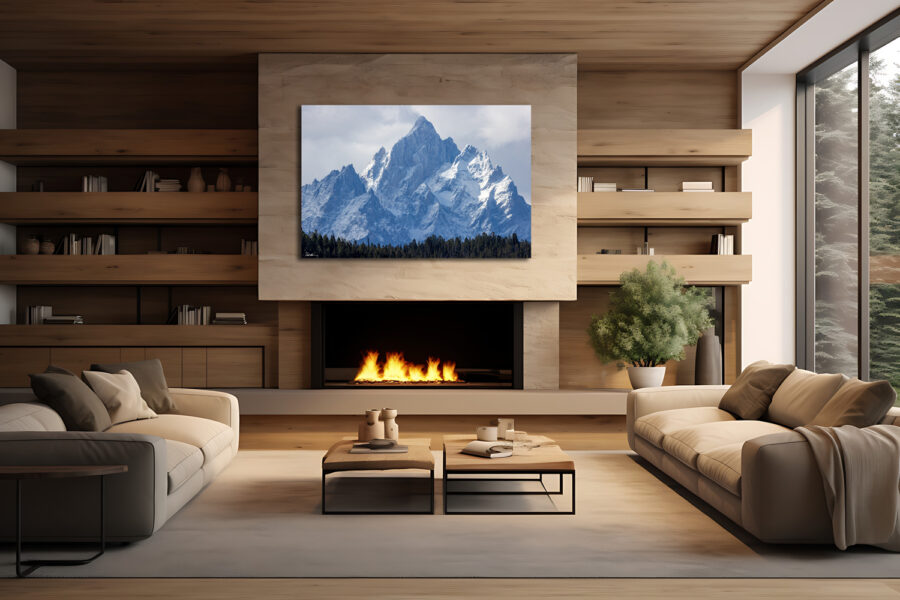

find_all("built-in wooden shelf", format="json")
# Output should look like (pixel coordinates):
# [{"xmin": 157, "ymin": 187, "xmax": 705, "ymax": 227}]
[
  {"xmin": 577, "ymin": 192, "xmax": 751, "ymax": 226},
  {"xmin": 577, "ymin": 254, "xmax": 752, "ymax": 286},
  {"xmin": 0, "ymin": 324, "xmax": 277, "ymax": 347},
  {"xmin": 0, "ymin": 129, "xmax": 257, "ymax": 165},
  {"xmin": 0, "ymin": 254, "xmax": 257, "ymax": 285},
  {"xmin": 871, "ymin": 254, "xmax": 900, "ymax": 284},
  {"xmin": 577, "ymin": 129, "xmax": 752, "ymax": 166},
  {"xmin": 0, "ymin": 192, "xmax": 258, "ymax": 224}
]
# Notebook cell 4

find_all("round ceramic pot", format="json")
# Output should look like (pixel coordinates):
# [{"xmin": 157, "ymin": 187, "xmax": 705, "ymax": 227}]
[
  {"xmin": 626, "ymin": 366, "xmax": 666, "ymax": 389},
  {"xmin": 22, "ymin": 237, "xmax": 40, "ymax": 255}
]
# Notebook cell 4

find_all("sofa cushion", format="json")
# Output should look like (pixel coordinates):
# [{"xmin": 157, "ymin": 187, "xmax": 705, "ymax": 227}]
[
  {"xmin": 0, "ymin": 403, "xmax": 66, "ymax": 432},
  {"xmin": 165, "ymin": 439, "xmax": 204, "ymax": 494},
  {"xmin": 810, "ymin": 378, "xmax": 896, "ymax": 428},
  {"xmin": 662, "ymin": 420, "xmax": 790, "ymax": 469},
  {"xmin": 28, "ymin": 369, "xmax": 112, "ymax": 432},
  {"xmin": 718, "ymin": 360, "xmax": 795, "ymax": 420},
  {"xmin": 696, "ymin": 442, "xmax": 743, "ymax": 496},
  {"xmin": 91, "ymin": 358, "xmax": 176, "ymax": 414},
  {"xmin": 82, "ymin": 370, "xmax": 157, "ymax": 426},
  {"xmin": 634, "ymin": 407, "xmax": 736, "ymax": 449},
  {"xmin": 107, "ymin": 414, "xmax": 233, "ymax": 462},
  {"xmin": 767, "ymin": 369, "xmax": 846, "ymax": 428}
]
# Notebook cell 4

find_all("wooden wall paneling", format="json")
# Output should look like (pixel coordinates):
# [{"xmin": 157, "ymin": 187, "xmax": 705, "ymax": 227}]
[
  {"xmin": 49, "ymin": 347, "xmax": 122, "ymax": 375},
  {"xmin": 277, "ymin": 302, "xmax": 310, "ymax": 389},
  {"xmin": 117, "ymin": 226, "xmax": 160, "ymax": 255},
  {"xmin": 258, "ymin": 53, "xmax": 577, "ymax": 301},
  {"xmin": 17, "ymin": 70, "xmax": 258, "ymax": 130},
  {"xmin": 577, "ymin": 129, "xmax": 751, "ymax": 165},
  {"xmin": 646, "ymin": 167, "xmax": 724, "ymax": 192},
  {"xmin": 575, "ymin": 167, "xmax": 645, "ymax": 190},
  {"xmin": 577, "ymin": 227, "xmax": 644, "ymax": 256},
  {"xmin": 522, "ymin": 302, "xmax": 560, "ymax": 390},
  {"xmin": 724, "ymin": 166, "xmax": 739, "ymax": 192},
  {"xmin": 120, "ymin": 347, "xmax": 146, "ymax": 362},
  {"xmin": 16, "ymin": 286, "xmax": 139, "ymax": 325},
  {"xmin": 139, "ymin": 287, "xmax": 171, "ymax": 324},
  {"xmin": 577, "ymin": 193, "xmax": 752, "ymax": 226},
  {"xmin": 206, "ymin": 347, "xmax": 263, "ymax": 388},
  {"xmin": 144, "ymin": 347, "xmax": 183, "ymax": 387},
  {"xmin": 578, "ymin": 255, "xmax": 752, "ymax": 286},
  {"xmin": 182, "ymin": 347, "xmax": 208, "ymax": 388},
  {"xmin": 647, "ymin": 227, "xmax": 725, "ymax": 255},
  {"xmin": 0, "ymin": 324, "xmax": 278, "ymax": 347},
  {"xmin": 578, "ymin": 71, "xmax": 738, "ymax": 130},
  {"xmin": 559, "ymin": 287, "xmax": 694, "ymax": 389},
  {"xmin": 0, "ymin": 347, "xmax": 50, "ymax": 386}
]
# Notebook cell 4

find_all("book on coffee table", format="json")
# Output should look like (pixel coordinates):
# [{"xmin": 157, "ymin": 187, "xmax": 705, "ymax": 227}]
[{"xmin": 461, "ymin": 440, "xmax": 513, "ymax": 459}]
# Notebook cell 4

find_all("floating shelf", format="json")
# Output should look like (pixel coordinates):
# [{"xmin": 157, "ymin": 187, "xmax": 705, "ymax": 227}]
[
  {"xmin": 577, "ymin": 129, "xmax": 752, "ymax": 166},
  {"xmin": 0, "ymin": 129, "xmax": 257, "ymax": 165},
  {"xmin": 0, "ymin": 324, "xmax": 277, "ymax": 347},
  {"xmin": 0, "ymin": 255, "xmax": 258, "ymax": 285},
  {"xmin": 0, "ymin": 192, "xmax": 258, "ymax": 224},
  {"xmin": 577, "ymin": 254, "xmax": 752, "ymax": 286},
  {"xmin": 871, "ymin": 255, "xmax": 900, "ymax": 284},
  {"xmin": 577, "ymin": 192, "xmax": 751, "ymax": 226}
]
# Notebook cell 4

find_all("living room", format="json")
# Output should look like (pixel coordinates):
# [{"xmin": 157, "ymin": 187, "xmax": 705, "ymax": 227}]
[{"xmin": 0, "ymin": 1, "xmax": 899, "ymax": 598}]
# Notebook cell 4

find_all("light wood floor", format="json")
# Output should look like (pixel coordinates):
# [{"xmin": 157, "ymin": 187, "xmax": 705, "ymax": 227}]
[
  {"xmin": 1, "ymin": 578, "xmax": 898, "ymax": 599},
  {"xmin": 239, "ymin": 414, "xmax": 630, "ymax": 451}
]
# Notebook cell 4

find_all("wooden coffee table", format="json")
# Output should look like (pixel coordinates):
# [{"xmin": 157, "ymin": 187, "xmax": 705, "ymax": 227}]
[
  {"xmin": 442, "ymin": 434, "xmax": 575, "ymax": 515},
  {"xmin": 321, "ymin": 438, "xmax": 435, "ymax": 514}
]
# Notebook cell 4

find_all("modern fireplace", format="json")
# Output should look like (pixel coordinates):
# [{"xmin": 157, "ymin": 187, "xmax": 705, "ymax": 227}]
[{"xmin": 311, "ymin": 302, "xmax": 523, "ymax": 389}]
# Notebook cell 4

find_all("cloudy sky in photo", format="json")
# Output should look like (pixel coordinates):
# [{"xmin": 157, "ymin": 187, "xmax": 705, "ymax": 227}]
[{"xmin": 300, "ymin": 105, "xmax": 532, "ymax": 203}]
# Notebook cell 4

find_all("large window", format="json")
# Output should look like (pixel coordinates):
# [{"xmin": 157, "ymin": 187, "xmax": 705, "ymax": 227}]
[{"xmin": 798, "ymin": 11, "xmax": 900, "ymax": 397}]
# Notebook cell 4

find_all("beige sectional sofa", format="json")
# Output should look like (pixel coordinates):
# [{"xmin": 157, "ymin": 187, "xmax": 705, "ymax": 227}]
[
  {"xmin": 627, "ymin": 381, "xmax": 900, "ymax": 544},
  {"xmin": 0, "ymin": 388, "xmax": 239, "ymax": 542}
]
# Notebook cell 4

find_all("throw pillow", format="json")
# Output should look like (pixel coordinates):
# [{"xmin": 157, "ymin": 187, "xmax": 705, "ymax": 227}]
[
  {"xmin": 810, "ymin": 378, "xmax": 896, "ymax": 428},
  {"xmin": 718, "ymin": 360, "xmax": 795, "ymax": 420},
  {"xmin": 28, "ymin": 367, "xmax": 112, "ymax": 432},
  {"xmin": 90, "ymin": 358, "xmax": 175, "ymax": 413},
  {"xmin": 766, "ymin": 369, "xmax": 847, "ymax": 428},
  {"xmin": 82, "ymin": 370, "xmax": 157, "ymax": 426}
]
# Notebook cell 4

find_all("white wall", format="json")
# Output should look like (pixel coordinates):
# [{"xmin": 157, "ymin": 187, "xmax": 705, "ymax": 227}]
[
  {"xmin": 0, "ymin": 60, "xmax": 14, "ymax": 324},
  {"xmin": 740, "ymin": 74, "xmax": 796, "ymax": 365}
]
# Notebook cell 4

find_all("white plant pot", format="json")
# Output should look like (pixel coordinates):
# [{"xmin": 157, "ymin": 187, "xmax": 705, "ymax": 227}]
[{"xmin": 627, "ymin": 366, "xmax": 666, "ymax": 389}]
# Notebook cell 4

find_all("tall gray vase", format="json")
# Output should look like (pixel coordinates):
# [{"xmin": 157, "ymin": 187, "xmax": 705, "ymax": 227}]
[{"xmin": 695, "ymin": 327, "xmax": 723, "ymax": 385}]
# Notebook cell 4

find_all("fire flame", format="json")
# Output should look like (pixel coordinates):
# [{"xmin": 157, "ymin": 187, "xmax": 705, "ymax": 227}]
[{"xmin": 354, "ymin": 351, "xmax": 460, "ymax": 383}]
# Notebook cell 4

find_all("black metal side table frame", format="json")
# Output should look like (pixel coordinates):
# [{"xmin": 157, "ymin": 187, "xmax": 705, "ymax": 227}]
[{"xmin": 321, "ymin": 465, "xmax": 436, "ymax": 515}]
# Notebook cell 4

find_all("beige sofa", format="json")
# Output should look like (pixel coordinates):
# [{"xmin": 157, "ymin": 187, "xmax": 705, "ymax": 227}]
[
  {"xmin": 0, "ymin": 388, "xmax": 239, "ymax": 542},
  {"xmin": 627, "ymin": 384, "xmax": 900, "ymax": 544}
]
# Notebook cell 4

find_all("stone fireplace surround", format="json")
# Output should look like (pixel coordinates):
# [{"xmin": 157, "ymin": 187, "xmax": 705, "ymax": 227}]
[{"xmin": 257, "ymin": 53, "xmax": 578, "ymax": 405}]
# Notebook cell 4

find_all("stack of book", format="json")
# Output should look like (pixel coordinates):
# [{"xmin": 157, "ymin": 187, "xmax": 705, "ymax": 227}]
[
  {"xmin": 241, "ymin": 240, "xmax": 258, "ymax": 256},
  {"xmin": 213, "ymin": 312, "xmax": 247, "ymax": 325},
  {"xmin": 82, "ymin": 175, "xmax": 108, "ymax": 192},
  {"xmin": 155, "ymin": 179, "xmax": 182, "ymax": 192},
  {"xmin": 58, "ymin": 233, "xmax": 116, "ymax": 255},
  {"xmin": 682, "ymin": 181, "xmax": 714, "ymax": 192},
  {"xmin": 43, "ymin": 315, "xmax": 84, "ymax": 325},
  {"xmin": 26, "ymin": 305, "xmax": 52, "ymax": 325},
  {"xmin": 577, "ymin": 176, "xmax": 594, "ymax": 192},
  {"xmin": 711, "ymin": 234, "xmax": 735, "ymax": 255},
  {"xmin": 175, "ymin": 305, "xmax": 211, "ymax": 325},
  {"xmin": 592, "ymin": 182, "xmax": 617, "ymax": 192}
]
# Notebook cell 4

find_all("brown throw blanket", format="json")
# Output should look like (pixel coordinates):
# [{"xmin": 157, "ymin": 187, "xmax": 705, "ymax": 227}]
[{"xmin": 796, "ymin": 424, "xmax": 900, "ymax": 551}]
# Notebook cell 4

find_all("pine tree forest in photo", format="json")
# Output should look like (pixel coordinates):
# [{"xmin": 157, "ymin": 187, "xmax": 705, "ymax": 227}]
[{"xmin": 815, "ymin": 45, "xmax": 900, "ymax": 399}]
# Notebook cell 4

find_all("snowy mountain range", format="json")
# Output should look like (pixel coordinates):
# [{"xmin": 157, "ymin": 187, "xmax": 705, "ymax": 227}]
[{"xmin": 301, "ymin": 116, "xmax": 531, "ymax": 249}]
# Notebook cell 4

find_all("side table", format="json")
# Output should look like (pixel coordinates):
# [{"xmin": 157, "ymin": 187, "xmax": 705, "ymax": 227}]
[{"xmin": 0, "ymin": 465, "xmax": 128, "ymax": 577}]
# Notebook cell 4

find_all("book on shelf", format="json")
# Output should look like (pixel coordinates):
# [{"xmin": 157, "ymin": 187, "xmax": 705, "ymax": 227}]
[
  {"xmin": 577, "ymin": 176, "xmax": 594, "ymax": 192},
  {"xmin": 241, "ymin": 240, "xmax": 258, "ymax": 256},
  {"xmin": 592, "ymin": 182, "xmax": 617, "ymax": 192},
  {"xmin": 26, "ymin": 305, "xmax": 52, "ymax": 325},
  {"xmin": 136, "ymin": 170, "xmax": 161, "ymax": 192},
  {"xmin": 710, "ymin": 234, "xmax": 735, "ymax": 255},
  {"xmin": 173, "ymin": 305, "xmax": 212, "ymax": 325},
  {"xmin": 56, "ymin": 233, "xmax": 116, "ymax": 255},
  {"xmin": 213, "ymin": 312, "xmax": 247, "ymax": 325},
  {"xmin": 598, "ymin": 249, "xmax": 622, "ymax": 254},
  {"xmin": 81, "ymin": 175, "xmax": 108, "ymax": 192},
  {"xmin": 155, "ymin": 178, "xmax": 182, "ymax": 192},
  {"xmin": 43, "ymin": 315, "xmax": 84, "ymax": 325},
  {"xmin": 681, "ymin": 181, "xmax": 714, "ymax": 192}
]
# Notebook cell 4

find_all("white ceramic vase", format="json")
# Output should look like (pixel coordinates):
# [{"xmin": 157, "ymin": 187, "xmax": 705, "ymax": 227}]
[
  {"xmin": 215, "ymin": 168, "xmax": 232, "ymax": 192},
  {"xmin": 358, "ymin": 408, "xmax": 385, "ymax": 441},
  {"xmin": 627, "ymin": 366, "xmax": 666, "ymax": 389},
  {"xmin": 187, "ymin": 167, "xmax": 206, "ymax": 193},
  {"xmin": 382, "ymin": 408, "xmax": 398, "ymax": 441}
]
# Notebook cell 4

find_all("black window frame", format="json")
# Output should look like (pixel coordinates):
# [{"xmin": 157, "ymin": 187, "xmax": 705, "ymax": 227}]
[{"xmin": 795, "ymin": 9, "xmax": 900, "ymax": 376}]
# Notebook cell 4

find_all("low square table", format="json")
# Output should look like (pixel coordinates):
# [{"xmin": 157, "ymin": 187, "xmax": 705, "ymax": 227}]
[
  {"xmin": 321, "ymin": 438, "xmax": 435, "ymax": 514},
  {"xmin": 442, "ymin": 434, "xmax": 575, "ymax": 515}
]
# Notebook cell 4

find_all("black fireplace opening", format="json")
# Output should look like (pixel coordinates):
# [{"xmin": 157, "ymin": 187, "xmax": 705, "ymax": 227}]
[{"xmin": 311, "ymin": 301, "xmax": 523, "ymax": 389}]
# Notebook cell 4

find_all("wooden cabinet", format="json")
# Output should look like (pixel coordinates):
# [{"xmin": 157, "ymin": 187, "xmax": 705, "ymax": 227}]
[
  {"xmin": 0, "ymin": 348, "xmax": 51, "ymax": 387},
  {"xmin": 49, "ymin": 347, "xmax": 123, "ymax": 376},
  {"xmin": 206, "ymin": 348, "xmax": 263, "ymax": 388},
  {"xmin": 182, "ymin": 348, "xmax": 208, "ymax": 388}
]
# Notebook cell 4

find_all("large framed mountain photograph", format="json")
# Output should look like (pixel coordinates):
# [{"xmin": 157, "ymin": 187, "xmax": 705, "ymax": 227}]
[{"xmin": 300, "ymin": 105, "xmax": 532, "ymax": 258}]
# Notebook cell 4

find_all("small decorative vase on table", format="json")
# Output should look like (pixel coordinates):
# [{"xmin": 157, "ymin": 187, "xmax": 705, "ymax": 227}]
[
  {"xmin": 187, "ymin": 167, "xmax": 206, "ymax": 193},
  {"xmin": 381, "ymin": 408, "xmax": 399, "ymax": 441},
  {"xmin": 358, "ymin": 408, "xmax": 385, "ymax": 442}
]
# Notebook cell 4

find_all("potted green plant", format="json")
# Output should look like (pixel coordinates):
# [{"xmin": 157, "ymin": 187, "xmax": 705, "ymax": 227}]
[{"xmin": 587, "ymin": 260, "xmax": 712, "ymax": 389}]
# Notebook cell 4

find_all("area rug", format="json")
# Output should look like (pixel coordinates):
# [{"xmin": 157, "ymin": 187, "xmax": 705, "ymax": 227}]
[{"xmin": 4, "ymin": 450, "xmax": 899, "ymax": 578}]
